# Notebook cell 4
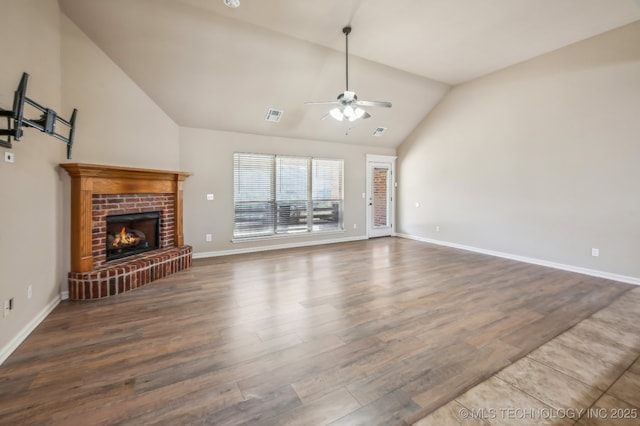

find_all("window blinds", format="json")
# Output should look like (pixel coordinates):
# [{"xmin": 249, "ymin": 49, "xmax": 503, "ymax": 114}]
[
  {"xmin": 233, "ymin": 153, "xmax": 343, "ymax": 239},
  {"xmin": 233, "ymin": 153, "xmax": 275, "ymax": 238}
]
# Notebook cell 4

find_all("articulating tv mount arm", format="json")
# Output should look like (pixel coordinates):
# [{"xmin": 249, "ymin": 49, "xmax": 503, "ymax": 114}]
[{"xmin": 0, "ymin": 73, "xmax": 77, "ymax": 159}]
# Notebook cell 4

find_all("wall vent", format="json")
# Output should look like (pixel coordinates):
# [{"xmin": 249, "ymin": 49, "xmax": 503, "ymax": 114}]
[
  {"xmin": 372, "ymin": 127, "xmax": 387, "ymax": 137},
  {"xmin": 265, "ymin": 108, "xmax": 283, "ymax": 123}
]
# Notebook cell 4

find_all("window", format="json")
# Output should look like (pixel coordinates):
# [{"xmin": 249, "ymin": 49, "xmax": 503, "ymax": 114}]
[
  {"xmin": 233, "ymin": 153, "xmax": 343, "ymax": 239},
  {"xmin": 233, "ymin": 154, "xmax": 274, "ymax": 238}
]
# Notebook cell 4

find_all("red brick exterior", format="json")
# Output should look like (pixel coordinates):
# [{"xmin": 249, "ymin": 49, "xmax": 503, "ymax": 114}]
[{"xmin": 373, "ymin": 168, "xmax": 388, "ymax": 227}]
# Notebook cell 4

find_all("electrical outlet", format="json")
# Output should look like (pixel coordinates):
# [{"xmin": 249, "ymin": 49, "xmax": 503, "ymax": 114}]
[
  {"xmin": 28, "ymin": 285, "xmax": 33, "ymax": 299},
  {"xmin": 206, "ymin": 193, "xmax": 214, "ymax": 201},
  {"xmin": 4, "ymin": 151, "xmax": 14, "ymax": 163},
  {"xmin": 353, "ymin": 223, "xmax": 357, "ymax": 229},
  {"xmin": 436, "ymin": 225, "xmax": 440, "ymax": 232},
  {"xmin": 591, "ymin": 248, "xmax": 600, "ymax": 257},
  {"xmin": 205, "ymin": 234, "xmax": 212, "ymax": 242}
]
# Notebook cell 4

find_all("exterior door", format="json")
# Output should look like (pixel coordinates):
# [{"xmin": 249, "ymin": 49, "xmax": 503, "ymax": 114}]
[{"xmin": 367, "ymin": 155, "xmax": 395, "ymax": 238}]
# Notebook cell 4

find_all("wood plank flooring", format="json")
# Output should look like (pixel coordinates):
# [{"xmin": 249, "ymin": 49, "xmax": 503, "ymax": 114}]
[
  {"xmin": 0, "ymin": 237, "xmax": 633, "ymax": 425},
  {"xmin": 413, "ymin": 286, "xmax": 640, "ymax": 425}
]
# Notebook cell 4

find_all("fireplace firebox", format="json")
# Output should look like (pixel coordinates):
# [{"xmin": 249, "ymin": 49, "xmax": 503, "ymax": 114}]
[{"xmin": 106, "ymin": 211, "xmax": 160, "ymax": 261}]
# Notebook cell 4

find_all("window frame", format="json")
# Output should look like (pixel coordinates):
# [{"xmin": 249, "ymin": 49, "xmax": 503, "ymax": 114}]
[{"xmin": 233, "ymin": 152, "xmax": 344, "ymax": 241}]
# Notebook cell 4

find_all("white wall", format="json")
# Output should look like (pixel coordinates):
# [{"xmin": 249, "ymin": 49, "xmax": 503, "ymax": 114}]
[
  {"xmin": 180, "ymin": 127, "xmax": 395, "ymax": 255},
  {"xmin": 397, "ymin": 22, "xmax": 640, "ymax": 281},
  {"xmin": 0, "ymin": 0, "xmax": 181, "ymax": 364}
]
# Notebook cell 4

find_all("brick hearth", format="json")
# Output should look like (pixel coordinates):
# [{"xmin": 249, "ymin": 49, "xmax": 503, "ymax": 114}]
[
  {"xmin": 61, "ymin": 163, "xmax": 192, "ymax": 300},
  {"xmin": 68, "ymin": 246, "xmax": 192, "ymax": 299}
]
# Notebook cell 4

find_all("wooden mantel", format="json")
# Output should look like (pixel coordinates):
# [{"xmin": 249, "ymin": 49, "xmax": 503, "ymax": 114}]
[{"xmin": 60, "ymin": 163, "xmax": 192, "ymax": 273}]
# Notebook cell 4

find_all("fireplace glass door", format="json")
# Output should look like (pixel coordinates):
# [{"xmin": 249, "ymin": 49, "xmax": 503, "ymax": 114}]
[{"xmin": 106, "ymin": 211, "xmax": 160, "ymax": 261}]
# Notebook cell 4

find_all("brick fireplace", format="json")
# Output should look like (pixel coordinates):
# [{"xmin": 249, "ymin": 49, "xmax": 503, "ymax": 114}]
[{"xmin": 60, "ymin": 163, "xmax": 192, "ymax": 300}]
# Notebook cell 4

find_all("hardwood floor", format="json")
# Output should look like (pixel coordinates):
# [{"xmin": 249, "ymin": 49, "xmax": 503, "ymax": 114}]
[
  {"xmin": 413, "ymin": 285, "xmax": 640, "ymax": 425},
  {"xmin": 0, "ymin": 237, "xmax": 633, "ymax": 425}
]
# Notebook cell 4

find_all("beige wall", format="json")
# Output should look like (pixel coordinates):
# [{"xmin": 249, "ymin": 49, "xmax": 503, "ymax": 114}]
[
  {"xmin": 60, "ymin": 15, "xmax": 180, "ymax": 170},
  {"xmin": 1, "ymin": 0, "xmax": 180, "ymax": 362},
  {"xmin": 397, "ymin": 22, "xmax": 640, "ymax": 280},
  {"xmin": 179, "ymin": 127, "xmax": 395, "ymax": 255},
  {"xmin": 0, "ymin": 0, "xmax": 65, "ymax": 361}
]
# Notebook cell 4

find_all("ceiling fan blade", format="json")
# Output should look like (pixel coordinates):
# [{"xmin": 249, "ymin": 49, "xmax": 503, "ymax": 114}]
[
  {"xmin": 304, "ymin": 101, "xmax": 341, "ymax": 106},
  {"xmin": 355, "ymin": 100, "xmax": 392, "ymax": 108}
]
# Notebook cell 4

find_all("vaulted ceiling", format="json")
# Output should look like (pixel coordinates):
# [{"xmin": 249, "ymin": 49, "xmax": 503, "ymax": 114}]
[{"xmin": 59, "ymin": 0, "xmax": 640, "ymax": 148}]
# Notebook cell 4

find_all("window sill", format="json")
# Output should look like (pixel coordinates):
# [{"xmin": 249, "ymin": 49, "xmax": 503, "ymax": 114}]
[{"xmin": 232, "ymin": 229, "xmax": 345, "ymax": 244}]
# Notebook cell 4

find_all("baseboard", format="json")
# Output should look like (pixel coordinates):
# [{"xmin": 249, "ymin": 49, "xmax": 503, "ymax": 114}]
[
  {"xmin": 396, "ymin": 233, "xmax": 640, "ymax": 286},
  {"xmin": 193, "ymin": 235, "xmax": 368, "ymax": 259},
  {"xmin": 0, "ymin": 295, "xmax": 61, "ymax": 366}
]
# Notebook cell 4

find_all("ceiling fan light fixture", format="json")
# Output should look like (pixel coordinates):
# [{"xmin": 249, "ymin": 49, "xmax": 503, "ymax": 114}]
[
  {"xmin": 329, "ymin": 108, "xmax": 344, "ymax": 121},
  {"xmin": 343, "ymin": 105, "xmax": 355, "ymax": 118},
  {"xmin": 304, "ymin": 26, "xmax": 391, "ymax": 125}
]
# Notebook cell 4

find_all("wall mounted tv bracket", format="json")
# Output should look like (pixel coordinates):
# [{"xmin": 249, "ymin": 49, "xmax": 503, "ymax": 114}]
[{"xmin": 0, "ymin": 73, "xmax": 77, "ymax": 159}]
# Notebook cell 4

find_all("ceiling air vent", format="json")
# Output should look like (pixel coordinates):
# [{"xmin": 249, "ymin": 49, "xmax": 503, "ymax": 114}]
[
  {"xmin": 265, "ymin": 108, "xmax": 283, "ymax": 123},
  {"xmin": 372, "ymin": 127, "xmax": 387, "ymax": 137}
]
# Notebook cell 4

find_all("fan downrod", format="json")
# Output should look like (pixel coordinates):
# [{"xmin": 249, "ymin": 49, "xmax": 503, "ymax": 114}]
[{"xmin": 343, "ymin": 26, "xmax": 351, "ymax": 91}]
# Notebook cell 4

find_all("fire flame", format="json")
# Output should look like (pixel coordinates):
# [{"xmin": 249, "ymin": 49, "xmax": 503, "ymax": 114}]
[{"xmin": 112, "ymin": 227, "xmax": 140, "ymax": 248}]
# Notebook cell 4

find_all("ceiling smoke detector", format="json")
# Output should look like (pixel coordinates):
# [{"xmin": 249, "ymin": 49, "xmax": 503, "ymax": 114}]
[{"xmin": 224, "ymin": 0, "xmax": 240, "ymax": 8}]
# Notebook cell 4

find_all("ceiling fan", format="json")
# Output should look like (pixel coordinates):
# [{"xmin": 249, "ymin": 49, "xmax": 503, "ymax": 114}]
[{"xmin": 305, "ymin": 26, "xmax": 392, "ymax": 123}]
